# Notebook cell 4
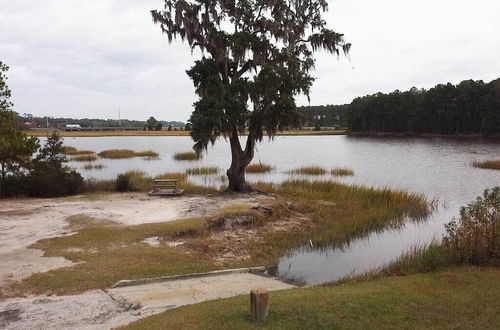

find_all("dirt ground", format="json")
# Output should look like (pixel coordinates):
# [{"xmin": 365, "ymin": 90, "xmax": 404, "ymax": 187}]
[
  {"xmin": 0, "ymin": 192, "xmax": 284, "ymax": 329},
  {"xmin": 0, "ymin": 192, "xmax": 270, "ymax": 286}
]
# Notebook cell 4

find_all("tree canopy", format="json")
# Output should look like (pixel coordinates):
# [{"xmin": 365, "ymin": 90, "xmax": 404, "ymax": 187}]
[
  {"xmin": 297, "ymin": 77, "xmax": 500, "ymax": 135},
  {"xmin": 145, "ymin": 116, "xmax": 163, "ymax": 131},
  {"xmin": 0, "ymin": 62, "xmax": 39, "ymax": 197},
  {"xmin": 152, "ymin": 0, "xmax": 349, "ymax": 191}
]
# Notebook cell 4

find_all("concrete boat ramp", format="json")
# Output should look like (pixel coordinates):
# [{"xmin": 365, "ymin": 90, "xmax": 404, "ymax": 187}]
[{"xmin": 0, "ymin": 267, "xmax": 295, "ymax": 329}]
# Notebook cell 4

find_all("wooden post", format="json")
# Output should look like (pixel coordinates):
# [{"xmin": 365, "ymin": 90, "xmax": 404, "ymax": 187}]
[{"xmin": 250, "ymin": 288, "xmax": 268, "ymax": 321}]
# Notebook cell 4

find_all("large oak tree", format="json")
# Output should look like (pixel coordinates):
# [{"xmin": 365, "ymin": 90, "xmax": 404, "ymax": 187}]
[{"xmin": 152, "ymin": 0, "xmax": 349, "ymax": 191}]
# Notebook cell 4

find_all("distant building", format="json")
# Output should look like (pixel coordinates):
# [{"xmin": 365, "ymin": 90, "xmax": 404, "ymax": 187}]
[{"xmin": 65, "ymin": 124, "xmax": 82, "ymax": 129}]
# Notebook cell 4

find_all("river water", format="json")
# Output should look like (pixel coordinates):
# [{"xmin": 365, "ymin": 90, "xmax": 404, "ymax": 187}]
[{"xmin": 62, "ymin": 135, "xmax": 500, "ymax": 284}]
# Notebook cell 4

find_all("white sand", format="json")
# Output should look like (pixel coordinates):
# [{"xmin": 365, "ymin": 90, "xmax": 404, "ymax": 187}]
[
  {"xmin": 0, "ymin": 192, "xmax": 281, "ymax": 329},
  {"xmin": 0, "ymin": 192, "xmax": 269, "ymax": 285}
]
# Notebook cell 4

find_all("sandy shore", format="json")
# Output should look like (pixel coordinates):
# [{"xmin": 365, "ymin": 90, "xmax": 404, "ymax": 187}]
[
  {"xmin": 0, "ymin": 192, "xmax": 270, "ymax": 287},
  {"xmin": 0, "ymin": 192, "xmax": 280, "ymax": 328}
]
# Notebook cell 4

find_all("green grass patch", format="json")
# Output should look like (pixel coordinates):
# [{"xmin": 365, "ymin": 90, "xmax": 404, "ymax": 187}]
[
  {"xmin": 173, "ymin": 151, "xmax": 200, "ymax": 161},
  {"xmin": 186, "ymin": 167, "xmax": 220, "ymax": 175},
  {"xmin": 472, "ymin": 159, "xmax": 500, "ymax": 170},
  {"xmin": 331, "ymin": 167, "xmax": 354, "ymax": 176},
  {"xmin": 122, "ymin": 266, "xmax": 500, "ymax": 329},
  {"xmin": 287, "ymin": 166, "xmax": 327, "ymax": 175},
  {"xmin": 246, "ymin": 163, "xmax": 273, "ymax": 173}
]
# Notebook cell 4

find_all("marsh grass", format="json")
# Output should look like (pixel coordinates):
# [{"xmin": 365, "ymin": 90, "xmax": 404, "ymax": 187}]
[
  {"xmin": 287, "ymin": 166, "xmax": 327, "ymax": 175},
  {"xmin": 331, "ymin": 167, "xmax": 354, "ymax": 176},
  {"xmin": 173, "ymin": 151, "xmax": 200, "ymax": 161},
  {"xmin": 83, "ymin": 163, "xmax": 105, "ymax": 170},
  {"xmin": 71, "ymin": 154, "xmax": 98, "ymax": 162},
  {"xmin": 97, "ymin": 149, "xmax": 159, "ymax": 159},
  {"xmin": 98, "ymin": 149, "xmax": 135, "ymax": 159},
  {"xmin": 244, "ymin": 180, "xmax": 431, "ymax": 265},
  {"xmin": 245, "ymin": 163, "xmax": 273, "ymax": 173},
  {"xmin": 472, "ymin": 159, "xmax": 500, "ymax": 170},
  {"xmin": 63, "ymin": 146, "xmax": 95, "ymax": 156},
  {"xmin": 63, "ymin": 146, "xmax": 77, "ymax": 153},
  {"xmin": 135, "ymin": 150, "xmax": 160, "ymax": 158},
  {"xmin": 82, "ymin": 178, "xmax": 117, "ymax": 192},
  {"xmin": 186, "ymin": 167, "xmax": 220, "ymax": 175}
]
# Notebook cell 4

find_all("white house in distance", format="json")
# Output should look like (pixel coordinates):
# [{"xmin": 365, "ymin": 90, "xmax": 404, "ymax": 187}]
[{"xmin": 65, "ymin": 124, "xmax": 81, "ymax": 129}]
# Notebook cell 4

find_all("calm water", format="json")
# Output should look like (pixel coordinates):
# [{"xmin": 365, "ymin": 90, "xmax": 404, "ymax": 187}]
[{"xmin": 62, "ymin": 135, "xmax": 500, "ymax": 284}]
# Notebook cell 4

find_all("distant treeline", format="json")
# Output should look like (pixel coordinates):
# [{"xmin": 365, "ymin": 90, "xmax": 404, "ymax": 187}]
[
  {"xmin": 300, "ymin": 78, "xmax": 500, "ymax": 135},
  {"xmin": 16, "ymin": 114, "xmax": 185, "ymax": 129},
  {"xmin": 298, "ymin": 104, "xmax": 349, "ymax": 128},
  {"xmin": 348, "ymin": 78, "xmax": 500, "ymax": 135}
]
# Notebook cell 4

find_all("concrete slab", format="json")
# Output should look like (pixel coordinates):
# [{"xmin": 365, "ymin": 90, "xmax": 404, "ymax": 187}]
[{"xmin": 107, "ymin": 272, "xmax": 295, "ymax": 311}]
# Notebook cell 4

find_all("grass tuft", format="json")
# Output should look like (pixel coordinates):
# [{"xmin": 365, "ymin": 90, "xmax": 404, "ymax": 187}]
[
  {"xmin": 135, "ymin": 150, "xmax": 160, "ymax": 158},
  {"xmin": 288, "ymin": 166, "xmax": 327, "ymax": 175},
  {"xmin": 71, "ymin": 154, "xmax": 98, "ymax": 162},
  {"xmin": 173, "ymin": 151, "xmax": 200, "ymax": 161},
  {"xmin": 472, "ymin": 159, "xmax": 500, "ymax": 170},
  {"xmin": 186, "ymin": 167, "xmax": 220, "ymax": 175},
  {"xmin": 97, "ymin": 149, "xmax": 160, "ymax": 159},
  {"xmin": 331, "ymin": 167, "xmax": 354, "ymax": 176},
  {"xmin": 97, "ymin": 149, "xmax": 136, "ymax": 159},
  {"xmin": 83, "ymin": 163, "xmax": 105, "ymax": 170},
  {"xmin": 245, "ymin": 163, "xmax": 273, "ymax": 173},
  {"xmin": 64, "ymin": 146, "xmax": 95, "ymax": 156}
]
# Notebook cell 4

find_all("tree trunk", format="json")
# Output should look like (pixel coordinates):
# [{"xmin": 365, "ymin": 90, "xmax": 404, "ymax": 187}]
[
  {"xmin": 226, "ymin": 127, "xmax": 255, "ymax": 192},
  {"xmin": 0, "ymin": 161, "xmax": 5, "ymax": 198}
]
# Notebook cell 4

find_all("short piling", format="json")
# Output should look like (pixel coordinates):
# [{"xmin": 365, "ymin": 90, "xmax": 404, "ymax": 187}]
[{"xmin": 250, "ymin": 288, "xmax": 268, "ymax": 321}]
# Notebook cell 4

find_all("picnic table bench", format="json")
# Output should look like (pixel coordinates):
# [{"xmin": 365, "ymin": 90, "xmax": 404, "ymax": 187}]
[{"xmin": 148, "ymin": 179, "xmax": 184, "ymax": 196}]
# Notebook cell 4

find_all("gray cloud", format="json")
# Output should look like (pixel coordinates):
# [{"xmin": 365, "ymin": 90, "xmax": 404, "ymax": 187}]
[{"xmin": 1, "ymin": 0, "xmax": 499, "ymax": 121}]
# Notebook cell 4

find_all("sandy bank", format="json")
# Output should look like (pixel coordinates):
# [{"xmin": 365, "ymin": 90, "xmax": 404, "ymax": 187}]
[{"xmin": 0, "ymin": 192, "xmax": 270, "ymax": 287}]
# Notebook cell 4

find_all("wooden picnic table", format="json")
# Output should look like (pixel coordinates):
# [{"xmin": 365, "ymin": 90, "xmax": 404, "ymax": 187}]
[{"xmin": 149, "ymin": 178, "xmax": 184, "ymax": 196}]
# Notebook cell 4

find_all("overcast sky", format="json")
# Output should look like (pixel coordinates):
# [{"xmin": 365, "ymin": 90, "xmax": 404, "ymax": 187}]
[{"xmin": 1, "ymin": 0, "xmax": 499, "ymax": 122}]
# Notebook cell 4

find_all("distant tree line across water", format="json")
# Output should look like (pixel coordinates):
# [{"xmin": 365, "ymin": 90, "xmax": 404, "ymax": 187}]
[
  {"xmin": 300, "ymin": 78, "xmax": 500, "ymax": 135},
  {"xmin": 15, "ymin": 114, "xmax": 185, "ymax": 130},
  {"xmin": 298, "ymin": 104, "xmax": 349, "ymax": 128}
]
